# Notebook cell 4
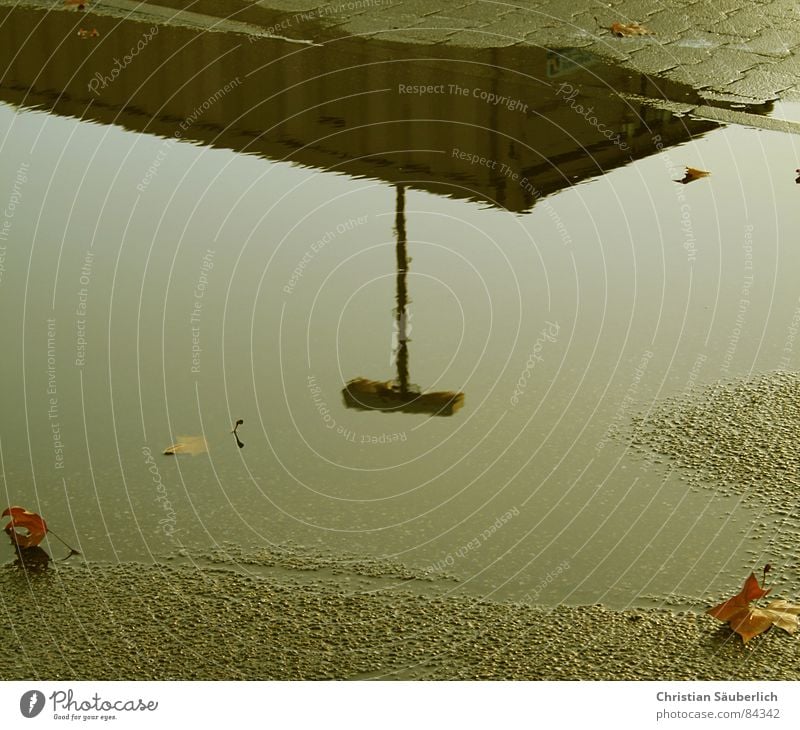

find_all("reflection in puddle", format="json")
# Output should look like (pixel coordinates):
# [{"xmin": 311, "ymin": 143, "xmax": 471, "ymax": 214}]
[
  {"xmin": 0, "ymin": 6, "xmax": 798, "ymax": 609},
  {"xmin": 343, "ymin": 186, "xmax": 465, "ymax": 417}
]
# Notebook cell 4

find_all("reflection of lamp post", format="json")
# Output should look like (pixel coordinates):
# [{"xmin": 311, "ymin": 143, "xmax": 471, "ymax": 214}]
[{"xmin": 342, "ymin": 185, "xmax": 465, "ymax": 417}]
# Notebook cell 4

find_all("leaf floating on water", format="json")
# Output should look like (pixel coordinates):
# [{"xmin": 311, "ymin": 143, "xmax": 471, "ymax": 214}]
[
  {"xmin": 610, "ymin": 21, "xmax": 651, "ymax": 37},
  {"xmin": 2, "ymin": 506, "xmax": 47, "ymax": 548},
  {"xmin": 677, "ymin": 166, "xmax": 710, "ymax": 184},
  {"xmin": 707, "ymin": 569, "xmax": 800, "ymax": 643},
  {"xmin": 163, "ymin": 435, "xmax": 208, "ymax": 456}
]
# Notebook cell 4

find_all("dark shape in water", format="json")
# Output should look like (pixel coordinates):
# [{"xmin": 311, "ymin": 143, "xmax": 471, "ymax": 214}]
[{"xmin": 232, "ymin": 419, "xmax": 245, "ymax": 449}]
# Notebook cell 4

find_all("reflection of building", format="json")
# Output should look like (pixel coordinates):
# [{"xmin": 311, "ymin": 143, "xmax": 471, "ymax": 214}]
[{"xmin": 0, "ymin": 7, "xmax": 721, "ymax": 211}]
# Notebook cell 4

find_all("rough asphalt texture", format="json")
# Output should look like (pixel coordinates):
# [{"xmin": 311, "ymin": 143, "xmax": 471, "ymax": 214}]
[{"xmin": 2, "ymin": 558, "xmax": 798, "ymax": 680}]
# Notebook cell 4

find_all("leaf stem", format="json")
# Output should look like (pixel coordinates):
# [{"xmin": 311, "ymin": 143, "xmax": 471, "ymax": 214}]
[{"xmin": 46, "ymin": 528, "xmax": 80, "ymax": 555}]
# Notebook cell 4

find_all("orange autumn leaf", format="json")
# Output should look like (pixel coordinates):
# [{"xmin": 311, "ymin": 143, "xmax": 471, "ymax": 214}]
[
  {"xmin": 678, "ymin": 167, "xmax": 710, "ymax": 184},
  {"xmin": 707, "ymin": 572, "xmax": 770, "ymax": 622},
  {"xmin": 163, "ymin": 435, "xmax": 208, "ymax": 456},
  {"xmin": 707, "ymin": 571, "xmax": 800, "ymax": 643},
  {"xmin": 610, "ymin": 21, "xmax": 651, "ymax": 37},
  {"xmin": 2, "ymin": 506, "xmax": 48, "ymax": 549}
]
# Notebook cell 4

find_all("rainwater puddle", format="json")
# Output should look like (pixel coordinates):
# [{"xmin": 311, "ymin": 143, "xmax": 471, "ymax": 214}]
[{"xmin": 1, "ymin": 7, "xmax": 799, "ymax": 608}]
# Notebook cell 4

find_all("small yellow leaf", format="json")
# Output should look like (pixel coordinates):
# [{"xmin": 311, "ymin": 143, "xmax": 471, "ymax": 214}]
[
  {"xmin": 610, "ymin": 21, "xmax": 651, "ymax": 37},
  {"xmin": 163, "ymin": 435, "xmax": 208, "ymax": 456},
  {"xmin": 678, "ymin": 167, "xmax": 711, "ymax": 184}
]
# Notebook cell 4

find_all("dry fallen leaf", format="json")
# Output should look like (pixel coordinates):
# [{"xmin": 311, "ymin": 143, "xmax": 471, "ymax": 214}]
[
  {"xmin": 707, "ymin": 570, "xmax": 800, "ymax": 643},
  {"xmin": 2, "ymin": 506, "xmax": 48, "ymax": 548},
  {"xmin": 677, "ymin": 166, "xmax": 711, "ymax": 184},
  {"xmin": 163, "ymin": 435, "xmax": 208, "ymax": 456},
  {"xmin": 611, "ymin": 21, "xmax": 651, "ymax": 37}
]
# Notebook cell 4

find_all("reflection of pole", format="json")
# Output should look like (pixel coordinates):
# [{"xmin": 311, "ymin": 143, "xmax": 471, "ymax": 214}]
[{"xmin": 395, "ymin": 184, "xmax": 410, "ymax": 395}]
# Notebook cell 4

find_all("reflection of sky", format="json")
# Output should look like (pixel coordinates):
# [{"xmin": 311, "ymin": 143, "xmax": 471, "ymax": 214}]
[{"xmin": 1, "ymin": 99, "xmax": 800, "ymax": 607}]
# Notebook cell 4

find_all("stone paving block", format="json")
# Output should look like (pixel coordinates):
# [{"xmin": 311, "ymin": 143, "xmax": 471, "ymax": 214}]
[
  {"xmin": 450, "ymin": 1, "xmax": 516, "ymax": 23},
  {"xmin": 611, "ymin": 0, "xmax": 665, "ymax": 23},
  {"xmin": 761, "ymin": 0, "xmax": 800, "ymax": 20},
  {"xmin": 254, "ymin": 0, "xmax": 322, "ymax": 11},
  {"xmin": 529, "ymin": 0, "xmax": 585, "ymax": 23},
  {"xmin": 336, "ymin": 15, "xmax": 383, "ymax": 36},
  {"xmin": 381, "ymin": 0, "xmax": 467, "ymax": 16},
  {"xmin": 766, "ymin": 52, "xmax": 800, "ymax": 76},
  {"xmin": 369, "ymin": 11, "xmax": 423, "ymax": 29},
  {"xmin": 466, "ymin": 12, "xmax": 542, "ymax": 43},
  {"xmin": 374, "ymin": 25, "xmax": 453, "ymax": 42},
  {"xmin": 579, "ymin": 39, "xmax": 632, "ymax": 63},
  {"xmin": 722, "ymin": 68, "xmax": 798, "ymax": 100},
  {"xmin": 625, "ymin": 43, "xmax": 686, "ymax": 74},
  {"xmin": 414, "ymin": 14, "xmax": 483, "ymax": 31},
  {"xmin": 316, "ymin": 0, "xmax": 416, "ymax": 21},
  {"xmin": 523, "ymin": 25, "xmax": 595, "ymax": 49},
  {"xmin": 445, "ymin": 27, "xmax": 518, "ymax": 47},
  {"xmin": 725, "ymin": 28, "xmax": 798, "ymax": 58},
  {"xmin": 708, "ymin": 7, "xmax": 775, "ymax": 38},
  {"xmin": 662, "ymin": 61, "xmax": 745, "ymax": 90},
  {"xmin": 638, "ymin": 8, "xmax": 693, "ymax": 44}
]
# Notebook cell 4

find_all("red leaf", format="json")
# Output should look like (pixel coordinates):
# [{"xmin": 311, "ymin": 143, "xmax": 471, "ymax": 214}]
[
  {"xmin": 707, "ymin": 572, "xmax": 770, "ymax": 622},
  {"xmin": 2, "ymin": 506, "xmax": 48, "ymax": 548}
]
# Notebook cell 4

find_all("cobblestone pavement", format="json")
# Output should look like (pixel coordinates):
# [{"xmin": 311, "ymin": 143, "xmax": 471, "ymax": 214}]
[
  {"xmin": 274, "ymin": 0, "xmax": 800, "ymax": 105},
  {"xmin": 8, "ymin": 1, "xmax": 800, "ymax": 106}
]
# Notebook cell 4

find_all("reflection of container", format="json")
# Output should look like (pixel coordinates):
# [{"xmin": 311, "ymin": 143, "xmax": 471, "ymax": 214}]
[{"xmin": 343, "ymin": 377, "xmax": 464, "ymax": 417}]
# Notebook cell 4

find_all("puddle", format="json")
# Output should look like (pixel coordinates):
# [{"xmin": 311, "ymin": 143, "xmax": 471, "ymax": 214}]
[{"xmin": 1, "ymin": 7, "xmax": 799, "ymax": 609}]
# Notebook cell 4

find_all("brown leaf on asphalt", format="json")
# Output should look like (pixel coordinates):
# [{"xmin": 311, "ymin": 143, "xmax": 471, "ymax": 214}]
[
  {"xmin": 163, "ymin": 435, "xmax": 208, "ymax": 456},
  {"xmin": 677, "ymin": 167, "xmax": 711, "ymax": 184},
  {"xmin": 610, "ymin": 21, "xmax": 651, "ymax": 37},
  {"xmin": 707, "ymin": 569, "xmax": 800, "ymax": 643}
]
